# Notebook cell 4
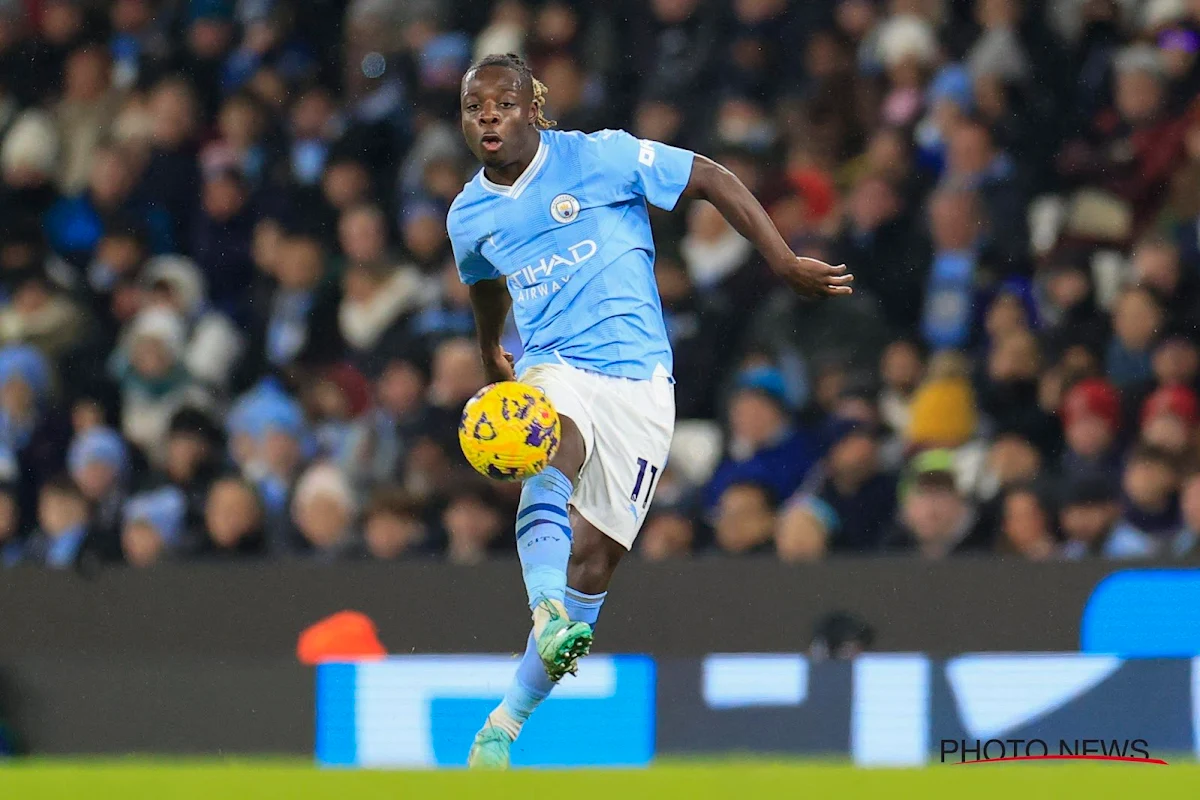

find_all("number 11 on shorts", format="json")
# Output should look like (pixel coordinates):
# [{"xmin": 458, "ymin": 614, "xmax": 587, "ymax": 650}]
[{"xmin": 631, "ymin": 457, "xmax": 659, "ymax": 509}]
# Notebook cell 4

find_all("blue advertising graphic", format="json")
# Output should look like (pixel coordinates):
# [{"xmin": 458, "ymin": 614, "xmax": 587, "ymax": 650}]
[
  {"xmin": 316, "ymin": 655, "xmax": 655, "ymax": 768},
  {"xmin": 1082, "ymin": 569, "xmax": 1200, "ymax": 657},
  {"xmin": 318, "ymin": 653, "xmax": 1200, "ymax": 768}
]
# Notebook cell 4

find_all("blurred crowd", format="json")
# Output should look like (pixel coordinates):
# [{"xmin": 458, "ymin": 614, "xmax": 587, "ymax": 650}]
[{"xmin": 0, "ymin": 0, "xmax": 1199, "ymax": 569}]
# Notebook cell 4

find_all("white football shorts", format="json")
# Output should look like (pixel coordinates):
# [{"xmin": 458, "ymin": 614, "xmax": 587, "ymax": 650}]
[{"xmin": 520, "ymin": 360, "xmax": 675, "ymax": 549}]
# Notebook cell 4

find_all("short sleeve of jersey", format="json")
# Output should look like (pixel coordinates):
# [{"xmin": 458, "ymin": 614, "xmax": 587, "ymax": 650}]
[
  {"xmin": 590, "ymin": 130, "xmax": 695, "ymax": 212},
  {"xmin": 447, "ymin": 203, "xmax": 501, "ymax": 286}
]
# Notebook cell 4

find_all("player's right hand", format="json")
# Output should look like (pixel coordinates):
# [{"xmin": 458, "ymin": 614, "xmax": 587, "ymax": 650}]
[
  {"xmin": 483, "ymin": 349, "xmax": 517, "ymax": 384},
  {"xmin": 777, "ymin": 257, "xmax": 855, "ymax": 299}
]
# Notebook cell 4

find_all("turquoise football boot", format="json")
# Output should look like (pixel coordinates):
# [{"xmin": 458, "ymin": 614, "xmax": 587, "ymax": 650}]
[
  {"xmin": 533, "ymin": 598, "xmax": 593, "ymax": 682},
  {"xmin": 467, "ymin": 724, "xmax": 514, "ymax": 770}
]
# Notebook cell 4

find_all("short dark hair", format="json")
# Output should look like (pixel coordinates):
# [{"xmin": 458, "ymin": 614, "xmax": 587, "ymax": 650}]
[
  {"xmin": 42, "ymin": 474, "xmax": 84, "ymax": 502},
  {"xmin": 367, "ymin": 486, "xmax": 420, "ymax": 520},
  {"xmin": 722, "ymin": 480, "xmax": 779, "ymax": 511}
]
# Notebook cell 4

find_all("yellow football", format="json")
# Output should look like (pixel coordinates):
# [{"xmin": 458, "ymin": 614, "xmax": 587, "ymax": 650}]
[{"xmin": 459, "ymin": 381, "xmax": 561, "ymax": 481}]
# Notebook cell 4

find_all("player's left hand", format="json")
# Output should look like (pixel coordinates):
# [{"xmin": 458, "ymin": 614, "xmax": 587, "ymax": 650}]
[{"xmin": 776, "ymin": 257, "xmax": 854, "ymax": 299}]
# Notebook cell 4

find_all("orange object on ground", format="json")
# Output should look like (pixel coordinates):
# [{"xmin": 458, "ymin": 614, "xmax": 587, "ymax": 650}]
[{"xmin": 297, "ymin": 610, "xmax": 387, "ymax": 665}]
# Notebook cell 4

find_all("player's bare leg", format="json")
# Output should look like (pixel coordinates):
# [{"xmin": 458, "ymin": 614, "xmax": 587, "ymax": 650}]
[{"xmin": 469, "ymin": 415, "xmax": 595, "ymax": 769}]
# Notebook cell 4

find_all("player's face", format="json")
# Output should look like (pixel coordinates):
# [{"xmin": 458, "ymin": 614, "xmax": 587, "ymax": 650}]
[{"xmin": 460, "ymin": 66, "xmax": 535, "ymax": 168}]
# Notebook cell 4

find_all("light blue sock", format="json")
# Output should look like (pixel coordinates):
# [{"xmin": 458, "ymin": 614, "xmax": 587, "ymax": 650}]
[
  {"xmin": 496, "ymin": 588, "xmax": 609, "ymax": 734},
  {"xmin": 564, "ymin": 587, "xmax": 607, "ymax": 627},
  {"xmin": 497, "ymin": 632, "xmax": 555, "ymax": 730},
  {"xmin": 515, "ymin": 466, "xmax": 573, "ymax": 608}
]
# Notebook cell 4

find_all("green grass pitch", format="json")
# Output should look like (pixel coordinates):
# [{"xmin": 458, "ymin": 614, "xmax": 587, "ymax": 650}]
[{"xmin": 2, "ymin": 759, "xmax": 1199, "ymax": 799}]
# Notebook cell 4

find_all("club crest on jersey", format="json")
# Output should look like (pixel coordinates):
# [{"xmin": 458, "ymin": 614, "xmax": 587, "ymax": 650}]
[{"xmin": 549, "ymin": 193, "xmax": 580, "ymax": 224}]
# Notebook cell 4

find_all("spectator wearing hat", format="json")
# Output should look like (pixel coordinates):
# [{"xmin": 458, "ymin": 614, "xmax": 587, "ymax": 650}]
[
  {"xmin": 875, "ymin": 14, "xmax": 938, "ymax": 128},
  {"xmin": 1060, "ymin": 475, "xmax": 1156, "ymax": 559},
  {"xmin": 0, "ymin": 345, "xmax": 53, "ymax": 481},
  {"xmin": 883, "ymin": 449, "xmax": 990, "ymax": 557},
  {"xmin": 150, "ymin": 405, "xmax": 223, "ymax": 532},
  {"xmin": 121, "ymin": 484, "xmax": 188, "ymax": 567},
  {"xmin": 1139, "ymin": 385, "xmax": 1198, "ymax": 460},
  {"xmin": 703, "ymin": 366, "xmax": 818, "ymax": 511},
  {"xmin": 307, "ymin": 362, "xmax": 372, "ymax": 468},
  {"xmin": 290, "ymin": 461, "xmax": 359, "ymax": 561},
  {"xmin": 67, "ymin": 425, "xmax": 129, "ymax": 556},
  {"xmin": 914, "ymin": 64, "xmax": 974, "ymax": 176},
  {"xmin": 22, "ymin": 475, "xmax": 91, "ymax": 569},
  {"xmin": 228, "ymin": 381, "xmax": 310, "ymax": 547},
  {"xmin": 776, "ymin": 420, "xmax": 897, "ymax": 558},
  {"xmin": 0, "ymin": 110, "xmax": 60, "ymax": 227},
  {"xmin": 905, "ymin": 351, "xmax": 987, "ymax": 490},
  {"xmin": 141, "ymin": 254, "xmax": 244, "ymax": 390},
  {"xmin": 1060, "ymin": 377, "xmax": 1123, "ymax": 486},
  {"xmin": 109, "ymin": 306, "xmax": 212, "ymax": 457}
]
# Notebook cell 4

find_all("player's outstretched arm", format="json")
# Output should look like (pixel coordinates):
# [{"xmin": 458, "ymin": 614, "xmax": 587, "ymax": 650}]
[
  {"xmin": 682, "ymin": 155, "xmax": 853, "ymax": 299},
  {"xmin": 469, "ymin": 277, "xmax": 517, "ymax": 383}
]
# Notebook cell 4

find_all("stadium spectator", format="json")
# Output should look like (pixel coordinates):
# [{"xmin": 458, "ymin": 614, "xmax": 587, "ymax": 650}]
[
  {"xmin": 1120, "ymin": 444, "xmax": 1182, "ymax": 540},
  {"xmin": 0, "ymin": 0, "xmax": 1199, "ymax": 567},
  {"xmin": 998, "ymin": 484, "xmax": 1058, "ymax": 560},
  {"xmin": 23, "ymin": 475, "xmax": 90, "ymax": 569},
  {"xmin": 200, "ymin": 475, "xmax": 267, "ymax": 558},
  {"xmin": 120, "ymin": 485, "xmax": 187, "ymax": 567},
  {"xmin": 704, "ymin": 366, "xmax": 818, "ymax": 510},
  {"xmin": 714, "ymin": 480, "xmax": 778, "ymax": 555},
  {"xmin": 639, "ymin": 510, "xmax": 698, "ymax": 561},
  {"xmin": 884, "ymin": 449, "xmax": 990, "ymax": 557},
  {"xmin": 778, "ymin": 420, "xmax": 897, "ymax": 557},
  {"xmin": 362, "ymin": 486, "xmax": 427, "ymax": 560},
  {"xmin": 1059, "ymin": 475, "xmax": 1156, "ymax": 559},
  {"xmin": 443, "ymin": 486, "xmax": 507, "ymax": 565},
  {"xmin": 1059, "ymin": 377, "xmax": 1123, "ymax": 486},
  {"xmin": 291, "ymin": 461, "xmax": 358, "ymax": 560}
]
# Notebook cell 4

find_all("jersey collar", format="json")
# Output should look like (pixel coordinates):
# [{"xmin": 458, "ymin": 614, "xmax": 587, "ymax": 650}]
[{"xmin": 478, "ymin": 134, "xmax": 547, "ymax": 200}]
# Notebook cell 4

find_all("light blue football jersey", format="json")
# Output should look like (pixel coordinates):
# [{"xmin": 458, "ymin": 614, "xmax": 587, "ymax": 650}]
[{"xmin": 447, "ymin": 129, "xmax": 695, "ymax": 381}]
